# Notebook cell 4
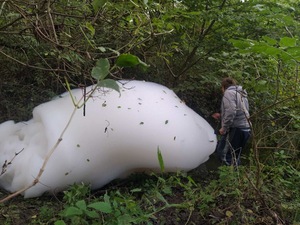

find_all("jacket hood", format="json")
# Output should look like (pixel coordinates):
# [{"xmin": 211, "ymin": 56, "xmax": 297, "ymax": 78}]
[{"xmin": 227, "ymin": 85, "xmax": 248, "ymax": 97}]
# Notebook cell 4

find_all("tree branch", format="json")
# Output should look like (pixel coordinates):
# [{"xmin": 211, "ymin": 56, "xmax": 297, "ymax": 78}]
[{"xmin": 178, "ymin": 0, "xmax": 228, "ymax": 77}]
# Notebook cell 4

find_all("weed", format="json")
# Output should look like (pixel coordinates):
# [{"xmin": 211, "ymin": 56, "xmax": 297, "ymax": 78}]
[{"xmin": 63, "ymin": 183, "xmax": 91, "ymax": 205}]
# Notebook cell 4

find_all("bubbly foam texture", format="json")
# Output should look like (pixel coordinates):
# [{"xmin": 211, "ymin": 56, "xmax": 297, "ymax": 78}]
[{"xmin": 0, "ymin": 80, "xmax": 216, "ymax": 198}]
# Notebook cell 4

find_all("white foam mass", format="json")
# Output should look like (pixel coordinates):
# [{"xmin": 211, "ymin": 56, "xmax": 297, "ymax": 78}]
[{"xmin": 0, "ymin": 80, "xmax": 216, "ymax": 198}]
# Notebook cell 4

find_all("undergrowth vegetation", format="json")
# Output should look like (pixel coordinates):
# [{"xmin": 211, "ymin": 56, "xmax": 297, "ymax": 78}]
[
  {"xmin": 1, "ymin": 152, "xmax": 298, "ymax": 224},
  {"xmin": 53, "ymin": 159, "xmax": 300, "ymax": 225}
]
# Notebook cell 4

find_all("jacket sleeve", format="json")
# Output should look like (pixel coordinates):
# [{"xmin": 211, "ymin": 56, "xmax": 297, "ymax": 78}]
[{"xmin": 222, "ymin": 90, "xmax": 237, "ymax": 133}]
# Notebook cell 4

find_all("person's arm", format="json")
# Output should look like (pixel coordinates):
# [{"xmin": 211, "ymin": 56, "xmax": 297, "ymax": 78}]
[
  {"xmin": 212, "ymin": 113, "xmax": 220, "ymax": 120},
  {"xmin": 220, "ymin": 90, "xmax": 236, "ymax": 134}
]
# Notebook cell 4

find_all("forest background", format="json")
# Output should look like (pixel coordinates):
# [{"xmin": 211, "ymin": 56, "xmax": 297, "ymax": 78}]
[{"xmin": 0, "ymin": 0, "xmax": 299, "ymax": 224}]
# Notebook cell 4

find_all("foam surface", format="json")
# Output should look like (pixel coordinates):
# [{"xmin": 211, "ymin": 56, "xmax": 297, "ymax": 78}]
[{"xmin": 0, "ymin": 80, "xmax": 216, "ymax": 198}]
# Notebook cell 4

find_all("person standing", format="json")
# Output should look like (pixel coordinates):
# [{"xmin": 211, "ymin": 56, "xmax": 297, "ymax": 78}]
[{"xmin": 212, "ymin": 77, "xmax": 251, "ymax": 166}]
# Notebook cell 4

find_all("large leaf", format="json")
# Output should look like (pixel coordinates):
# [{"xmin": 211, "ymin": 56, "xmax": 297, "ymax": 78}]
[
  {"xmin": 97, "ymin": 79, "xmax": 120, "ymax": 93},
  {"xmin": 88, "ymin": 202, "xmax": 112, "ymax": 213},
  {"xmin": 91, "ymin": 58, "xmax": 110, "ymax": 81},
  {"xmin": 116, "ymin": 54, "xmax": 140, "ymax": 67},
  {"xmin": 54, "ymin": 220, "xmax": 67, "ymax": 225},
  {"xmin": 286, "ymin": 47, "xmax": 300, "ymax": 61},
  {"xmin": 262, "ymin": 36, "xmax": 277, "ymax": 46},
  {"xmin": 64, "ymin": 206, "xmax": 83, "ymax": 217},
  {"xmin": 279, "ymin": 37, "xmax": 297, "ymax": 48},
  {"xmin": 75, "ymin": 200, "xmax": 87, "ymax": 211},
  {"xmin": 85, "ymin": 210, "xmax": 99, "ymax": 219},
  {"xmin": 116, "ymin": 53, "xmax": 150, "ymax": 70},
  {"xmin": 261, "ymin": 46, "xmax": 281, "ymax": 56}
]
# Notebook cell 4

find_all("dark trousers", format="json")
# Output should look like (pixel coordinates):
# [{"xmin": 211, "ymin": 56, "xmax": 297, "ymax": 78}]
[{"xmin": 216, "ymin": 128, "xmax": 251, "ymax": 166}]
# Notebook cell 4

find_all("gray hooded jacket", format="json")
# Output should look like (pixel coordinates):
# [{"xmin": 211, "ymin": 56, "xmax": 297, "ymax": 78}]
[{"xmin": 221, "ymin": 85, "xmax": 250, "ymax": 133}]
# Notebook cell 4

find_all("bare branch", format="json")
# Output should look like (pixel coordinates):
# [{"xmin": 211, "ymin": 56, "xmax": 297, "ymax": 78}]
[{"xmin": 1, "ymin": 149, "xmax": 24, "ymax": 176}]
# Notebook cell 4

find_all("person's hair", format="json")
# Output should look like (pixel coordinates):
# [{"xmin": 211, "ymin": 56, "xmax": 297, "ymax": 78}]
[{"xmin": 221, "ymin": 77, "xmax": 237, "ymax": 90}]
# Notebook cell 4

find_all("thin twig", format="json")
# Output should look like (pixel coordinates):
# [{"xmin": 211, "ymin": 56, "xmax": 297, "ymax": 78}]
[
  {"xmin": 1, "ymin": 149, "xmax": 25, "ymax": 176},
  {"xmin": 0, "ymin": 81, "xmax": 108, "ymax": 202},
  {"xmin": 245, "ymin": 173, "xmax": 285, "ymax": 225},
  {"xmin": 0, "ymin": 105, "xmax": 77, "ymax": 203},
  {"xmin": 0, "ymin": 48, "xmax": 66, "ymax": 72}
]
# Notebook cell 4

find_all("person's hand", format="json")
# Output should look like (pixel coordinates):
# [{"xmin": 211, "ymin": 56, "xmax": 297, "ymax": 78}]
[
  {"xmin": 219, "ymin": 127, "xmax": 226, "ymax": 135},
  {"xmin": 212, "ymin": 113, "xmax": 220, "ymax": 120}
]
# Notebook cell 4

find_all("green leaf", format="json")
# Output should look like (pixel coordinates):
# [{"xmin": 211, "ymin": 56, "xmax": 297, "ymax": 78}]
[
  {"xmin": 264, "ymin": 46, "xmax": 282, "ymax": 56},
  {"xmin": 86, "ymin": 22, "xmax": 95, "ymax": 36},
  {"xmin": 85, "ymin": 210, "xmax": 99, "ymax": 218},
  {"xmin": 279, "ymin": 37, "xmax": 297, "ymax": 48},
  {"xmin": 91, "ymin": 58, "xmax": 110, "ymax": 81},
  {"xmin": 229, "ymin": 39, "xmax": 252, "ymax": 49},
  {"xmin": 286, "ymin": 47, "xmax": 300, "ymax": 56},
  {"xmin": 187, "ymin": 176, "xmax": 197, "ymax": 186},
  {"xmin": 92, "ymin": 0, "xmax": 107, "ymax": 11},
  {"xmin": 115, "ymin": 54, "xmax": 149, "ymax": 70},
  {"xmin": 162, "ymin": 186, "xmax": 172, "ymax": 195},
  {"xmin": 75, "ymin": 200, "xmax": 87, "ymax": 211},
  {"xmin": 88, "ymin": 202, "xmax": 112, "ymax": 213},
  {"xmin": 104, "ymin": 193, "xmax": 110, "ymax": 203},
  {"xmin": 117, "ymin": 214, "xmax": 133, "ymax": 224},
  {"xmin": 54, "ymin": 220, "xmax": 67, "ymax": 225},
  {"xmin": 97, "ymin": 79, "xmax": 120, "ymax": 93},
  {"xmin": 64, "ymin": 206, "xmax": 83, "ymax": 217},
  {"xmin": 262, "ymin": 36, "xmax": 277, "ymax": 46},
  {"xmin": 251, "ymin": 45, "xmax": 281, "ymax": 57},
  {"xmin": 279, "ymin": 51, "xmax": 294, "ymax": 62},
  {"xmin": 258, "ymin": 80, "xmax": 267, "ymax": 85},
  {"xmin": 116, "ymin": 54, "xmax": 140, "ymax": 67},
  {"xmin": 157, "ymin": 147, "xmax": 165, "ymax": 173},
  {"xmin": 130, "ymin": 188, "xmax": 142, "ymax": 193},
  {"xmin": 285, "ymin": 47, "xmax": 300, "ymax": 62}
]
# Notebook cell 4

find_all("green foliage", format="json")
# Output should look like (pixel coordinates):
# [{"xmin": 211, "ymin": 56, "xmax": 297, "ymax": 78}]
[
  {"xmin": 0, "ymin": 158, "xmax": 299, "ymax": 224},
  {"xmin": 55, "ymin": 173, "xmax": 195, "ymax": 225},
  {"xmin": 0, "ymin": 0, "xmax": 299, "ymax": 223},
  {"xmin": 97, "ymin": 79, "xmax": 121, "ymax": 93},
  {"xmin": 92, "ymin": 0, "xmax": 107, "ymax": 11},
  {"xmin": 90, "ymin": 58, "xmax": 121, "ymax": 93},
  {"xmin": 116, "ymin": 54, "xmax": 149, "ymax": 70},
  {"xmin": 230, "ymin": 36, "xmax": 300, "ymax": 64},
  {"xmin": 63, "ymin": 183, "xmax": 91, "ymax": 206},
  {"xmin": 47, "ymin": 154, "xmax": 299, "ymax": 225},
  {"xmin": 58, "ymin": 199, "xmax": 111, "ymax": 225},
  {"xmin": 91, "ymin": 58, "xmax": 110, "ymax": 81},
  {"xmin": 157, "ymin": 147, "xmax": 165, "ymax": 173}
]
